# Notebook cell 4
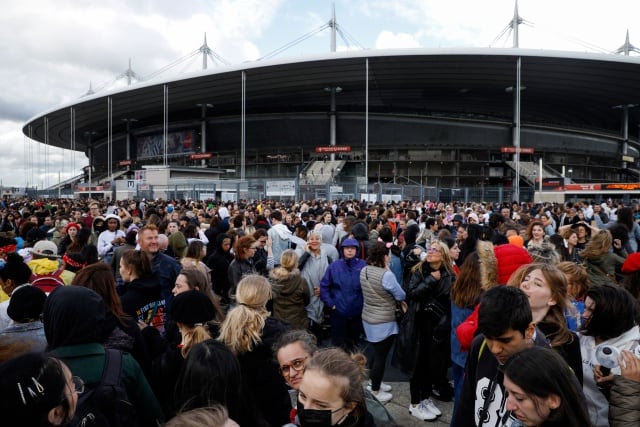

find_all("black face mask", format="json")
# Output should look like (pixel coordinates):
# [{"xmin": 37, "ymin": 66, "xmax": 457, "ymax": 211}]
[{"xmin": 297, "ymin": 400, "xmax": 345, "ymax": 427}]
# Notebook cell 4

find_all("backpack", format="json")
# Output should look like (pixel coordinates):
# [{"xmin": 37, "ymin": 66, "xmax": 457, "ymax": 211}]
[
  {"xmin": 30, "ymin": 268, "xmax": 65, "ymax": 294},
  {"xmin": 71, "ymin": 349, "xmax": 138, "ymax": 427}
]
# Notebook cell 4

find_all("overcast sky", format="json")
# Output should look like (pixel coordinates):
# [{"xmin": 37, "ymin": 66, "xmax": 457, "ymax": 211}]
[{"xmin": 2, "ymin": 0, "xmax": 639, "ymax": 188}]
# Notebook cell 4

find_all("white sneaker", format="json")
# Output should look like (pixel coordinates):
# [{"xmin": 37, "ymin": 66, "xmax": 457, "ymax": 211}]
[
  {"xmin": 421, "ymin": 398, "xmax": 442, "ymax": 417},
  {"xmin": 366, "ymin": 381, "xmax": 392, "ymax": 392},
  {"xmin": 409, "ymin": 403, "xmax": 437, "ymax": 421},
  {"xmin": 371, "ymin": 390, "xmax": 393, "ymax": 404}
]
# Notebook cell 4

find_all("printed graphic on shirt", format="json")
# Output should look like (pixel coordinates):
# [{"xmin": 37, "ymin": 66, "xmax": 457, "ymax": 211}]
[
  {"xmin": 136, "ymin": 299, "xmax": 166, "ymax": 334},
  {"xmin": 475, "ymin": 377, "xmax": 517, "ymax": 427}
]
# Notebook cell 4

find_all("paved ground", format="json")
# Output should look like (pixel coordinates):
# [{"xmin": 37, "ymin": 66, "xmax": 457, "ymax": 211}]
[
  {"xmin": 382, "ymin": 381, "xmax": 454, "ymax": 426},
  {"xmin": 367, "ymin": 344, "xmax": 455, "ymax": 426},
  {"xmin": 323, "ymin": 338, "xmax": 456, "ymax": 425}
]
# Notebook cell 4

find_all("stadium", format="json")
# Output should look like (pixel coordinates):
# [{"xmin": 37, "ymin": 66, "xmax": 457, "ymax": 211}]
[{"xmin": 21, "ymin": 22, "xmax": 640, "ymax": 202}]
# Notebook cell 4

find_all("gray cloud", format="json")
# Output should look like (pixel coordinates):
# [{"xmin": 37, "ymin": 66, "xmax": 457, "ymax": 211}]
[
  {"xmin": 1, "ymin": 0, "xmax": 638, "ymax": 188},
  {"xmin": 0, "ymin": 0, "xmax": 286, "ymax": 186}
]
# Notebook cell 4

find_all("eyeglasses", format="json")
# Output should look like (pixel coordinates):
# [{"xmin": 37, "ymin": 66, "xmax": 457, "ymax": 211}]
[
  {"xmin": 279, "ymin": 357, "xmax": 308, "ymax": 376},
  {"xmin": 427, "ymin": 247, "xmax": 440, "ymax": 253},
  {"xmin": 71, "ymin": 376, "xmax": 85, "ymax": 394}
]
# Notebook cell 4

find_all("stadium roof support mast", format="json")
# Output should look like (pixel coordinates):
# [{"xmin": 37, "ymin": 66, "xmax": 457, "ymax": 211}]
[
  {"xmin": 329, "ymin": 4, "xmax": 337, "ymax": 162},
  {"xmin": 512, "ymin": 0, "xmax": 523, "ymax": 202},
  {"xmin": 614, "ymin": 30, "xmax": 640, "ymax": 171},
  {"xmin": 120, "ymin": 59, "xmax": 141, "ymax": 86},
  {"xmin": 256, "ymin": 4, "xmax": 364, "ymax": 165},
  {"xmin": 200, "ymin": 33, "xmax": 214, "ymax": 70},
  {"xmin": 615, "ymin": 30, "xmax": 640, "ymax": 55}
]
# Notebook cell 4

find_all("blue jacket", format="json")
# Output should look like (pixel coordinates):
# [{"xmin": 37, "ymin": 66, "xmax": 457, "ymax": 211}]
[
  {"xmin": 151, "ymin": 252, "xmax": 182, "ymax": 320},
  {"xmin": 320, "ymin": 256, "xmax": 367, "ymax": 317},
  {"xmin": 450, "ymin": 303, "xmax": 474, "ymax": 367},
  {"xmin": 389, "ymin": 252, "xmax": 404, "ymax": 285}
]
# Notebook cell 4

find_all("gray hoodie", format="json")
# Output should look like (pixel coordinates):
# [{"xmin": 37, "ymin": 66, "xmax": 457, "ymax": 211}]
[{"xmin": 300, "ymin": 249, "xmax": 331, "ymax": 324}]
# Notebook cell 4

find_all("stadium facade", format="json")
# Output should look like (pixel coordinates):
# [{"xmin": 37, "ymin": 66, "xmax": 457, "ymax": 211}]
[{"xmin": 22, "ymin": 47, "xmax": 640, "ymax": 200}]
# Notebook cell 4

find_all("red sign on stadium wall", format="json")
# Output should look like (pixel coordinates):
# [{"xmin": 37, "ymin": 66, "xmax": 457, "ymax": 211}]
[
  {"xmin": 189, "ymin": 152, "xmax": 213, "ymax": 160},
  {"xmin": 535, "ymin": 178, "xmax": 565, "ymax": 191},
  {"xmin": 315, "ymin": 146, "xmax": 351, "ymax": 153},
  {"xmin": 603, "ymin": 183, "xmax": 640, "ymax": 191},
  {"xmin": 118, "ymin": 160, "xmax": 133, "ymax": 166},
  {"xmin": 500, "ymin": 147, "xmax": 535, "ymax": 154},
  {"xmin": 564, "ymin": 184, "xmax": 602, "ymax": 191}
]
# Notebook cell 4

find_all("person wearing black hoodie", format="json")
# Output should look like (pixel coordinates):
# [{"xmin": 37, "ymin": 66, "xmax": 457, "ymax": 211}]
[
  {"xmin": 350, "ymin": 221, "xmax": 371, "ymax": 260},
  {"xmin": 119, "ymin": 249, "xmax": 165, "ymax": 333},
  {"xmin": 44, "ymin": 286, "xmax": 164, "ymax": 426},
  {"xmin": 205, "ymin": 233, "xmax": 234, "ymax": 306},
  {"xmin": 401, "ymin": 223, "xmax": 423, "ymax": 289}
]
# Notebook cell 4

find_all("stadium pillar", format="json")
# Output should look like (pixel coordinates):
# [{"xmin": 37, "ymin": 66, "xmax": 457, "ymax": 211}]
[
  {"xmin": 365, "ymin": 57, "xmax": 369, "ymax": 193},
  {"xmin": 512, "ymin": 56, "xmax": 522, "ymax": 203},
  {"xmin": 329, "ymin": 87, "xmax": 337, "ymax": 160},
  {"xmin": 197, "ymin": 103, "xmax": 213, "ymax": 167},
  {"xmin": 84, "ymin": 131, "xmax": 98, "ymax": 195},
  {"xmin": 612, "ymin": 103, "xmax": 638, "ymax": 171},
  {"xmin": 122, "ymin": 118, "xmax": 138, "ymax": 161},
  {"xmin": 241, "ymin": 71, "xmax": 246, "ymax": 180}
]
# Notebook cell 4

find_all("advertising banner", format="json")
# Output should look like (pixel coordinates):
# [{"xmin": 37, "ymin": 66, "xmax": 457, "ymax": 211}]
[
  {"xmin": 266, "ymin": 180, "xmax": 296, "ymax": 197},
  {"xmin": 136, "ymin": 130, "xmax": 196, "ymax": 160}
]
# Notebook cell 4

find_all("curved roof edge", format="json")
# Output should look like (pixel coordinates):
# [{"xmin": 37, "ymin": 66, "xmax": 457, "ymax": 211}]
[{"xmin": 23, "ymin": 47, "xmax": 640, "ymax": 126}]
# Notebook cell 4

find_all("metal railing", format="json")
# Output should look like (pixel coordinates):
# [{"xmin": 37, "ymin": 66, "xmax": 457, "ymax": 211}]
[{"xmin": 25, "ymin": 178, "xmax": 536, "ymax": 203}]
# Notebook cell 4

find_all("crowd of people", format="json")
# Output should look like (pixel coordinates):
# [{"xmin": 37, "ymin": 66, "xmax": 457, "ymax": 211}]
[{"xmin": 0, "ymin": 196, "xmax": 639, "ymax": 426}]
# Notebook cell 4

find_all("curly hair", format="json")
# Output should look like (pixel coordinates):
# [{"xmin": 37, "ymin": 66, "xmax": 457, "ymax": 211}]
[{"xmin": 366, "ymin": 242, "xmax": 389, "ymax": 268}]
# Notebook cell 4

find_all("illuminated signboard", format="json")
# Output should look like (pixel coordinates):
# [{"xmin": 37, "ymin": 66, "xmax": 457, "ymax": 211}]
[
  {"xmin": 500, "ymin": 147, "xmax": 535, "ymax": 154},
  {"xmin": 315, "ymin": 146, "xmax": 351, "ymax": 153},
  {"xmin": 190, "ymin": 153, "xmax": 213, "ymax": 160}
]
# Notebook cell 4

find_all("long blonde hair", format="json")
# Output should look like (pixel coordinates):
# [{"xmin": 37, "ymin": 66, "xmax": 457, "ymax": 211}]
[
  {"xmin": 411, "ymin": 240, "xmax": 454, "ymax": 275},
  {"xmin": 218, "ymin": 274, "xmax": 272, "ymax": 354}
]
